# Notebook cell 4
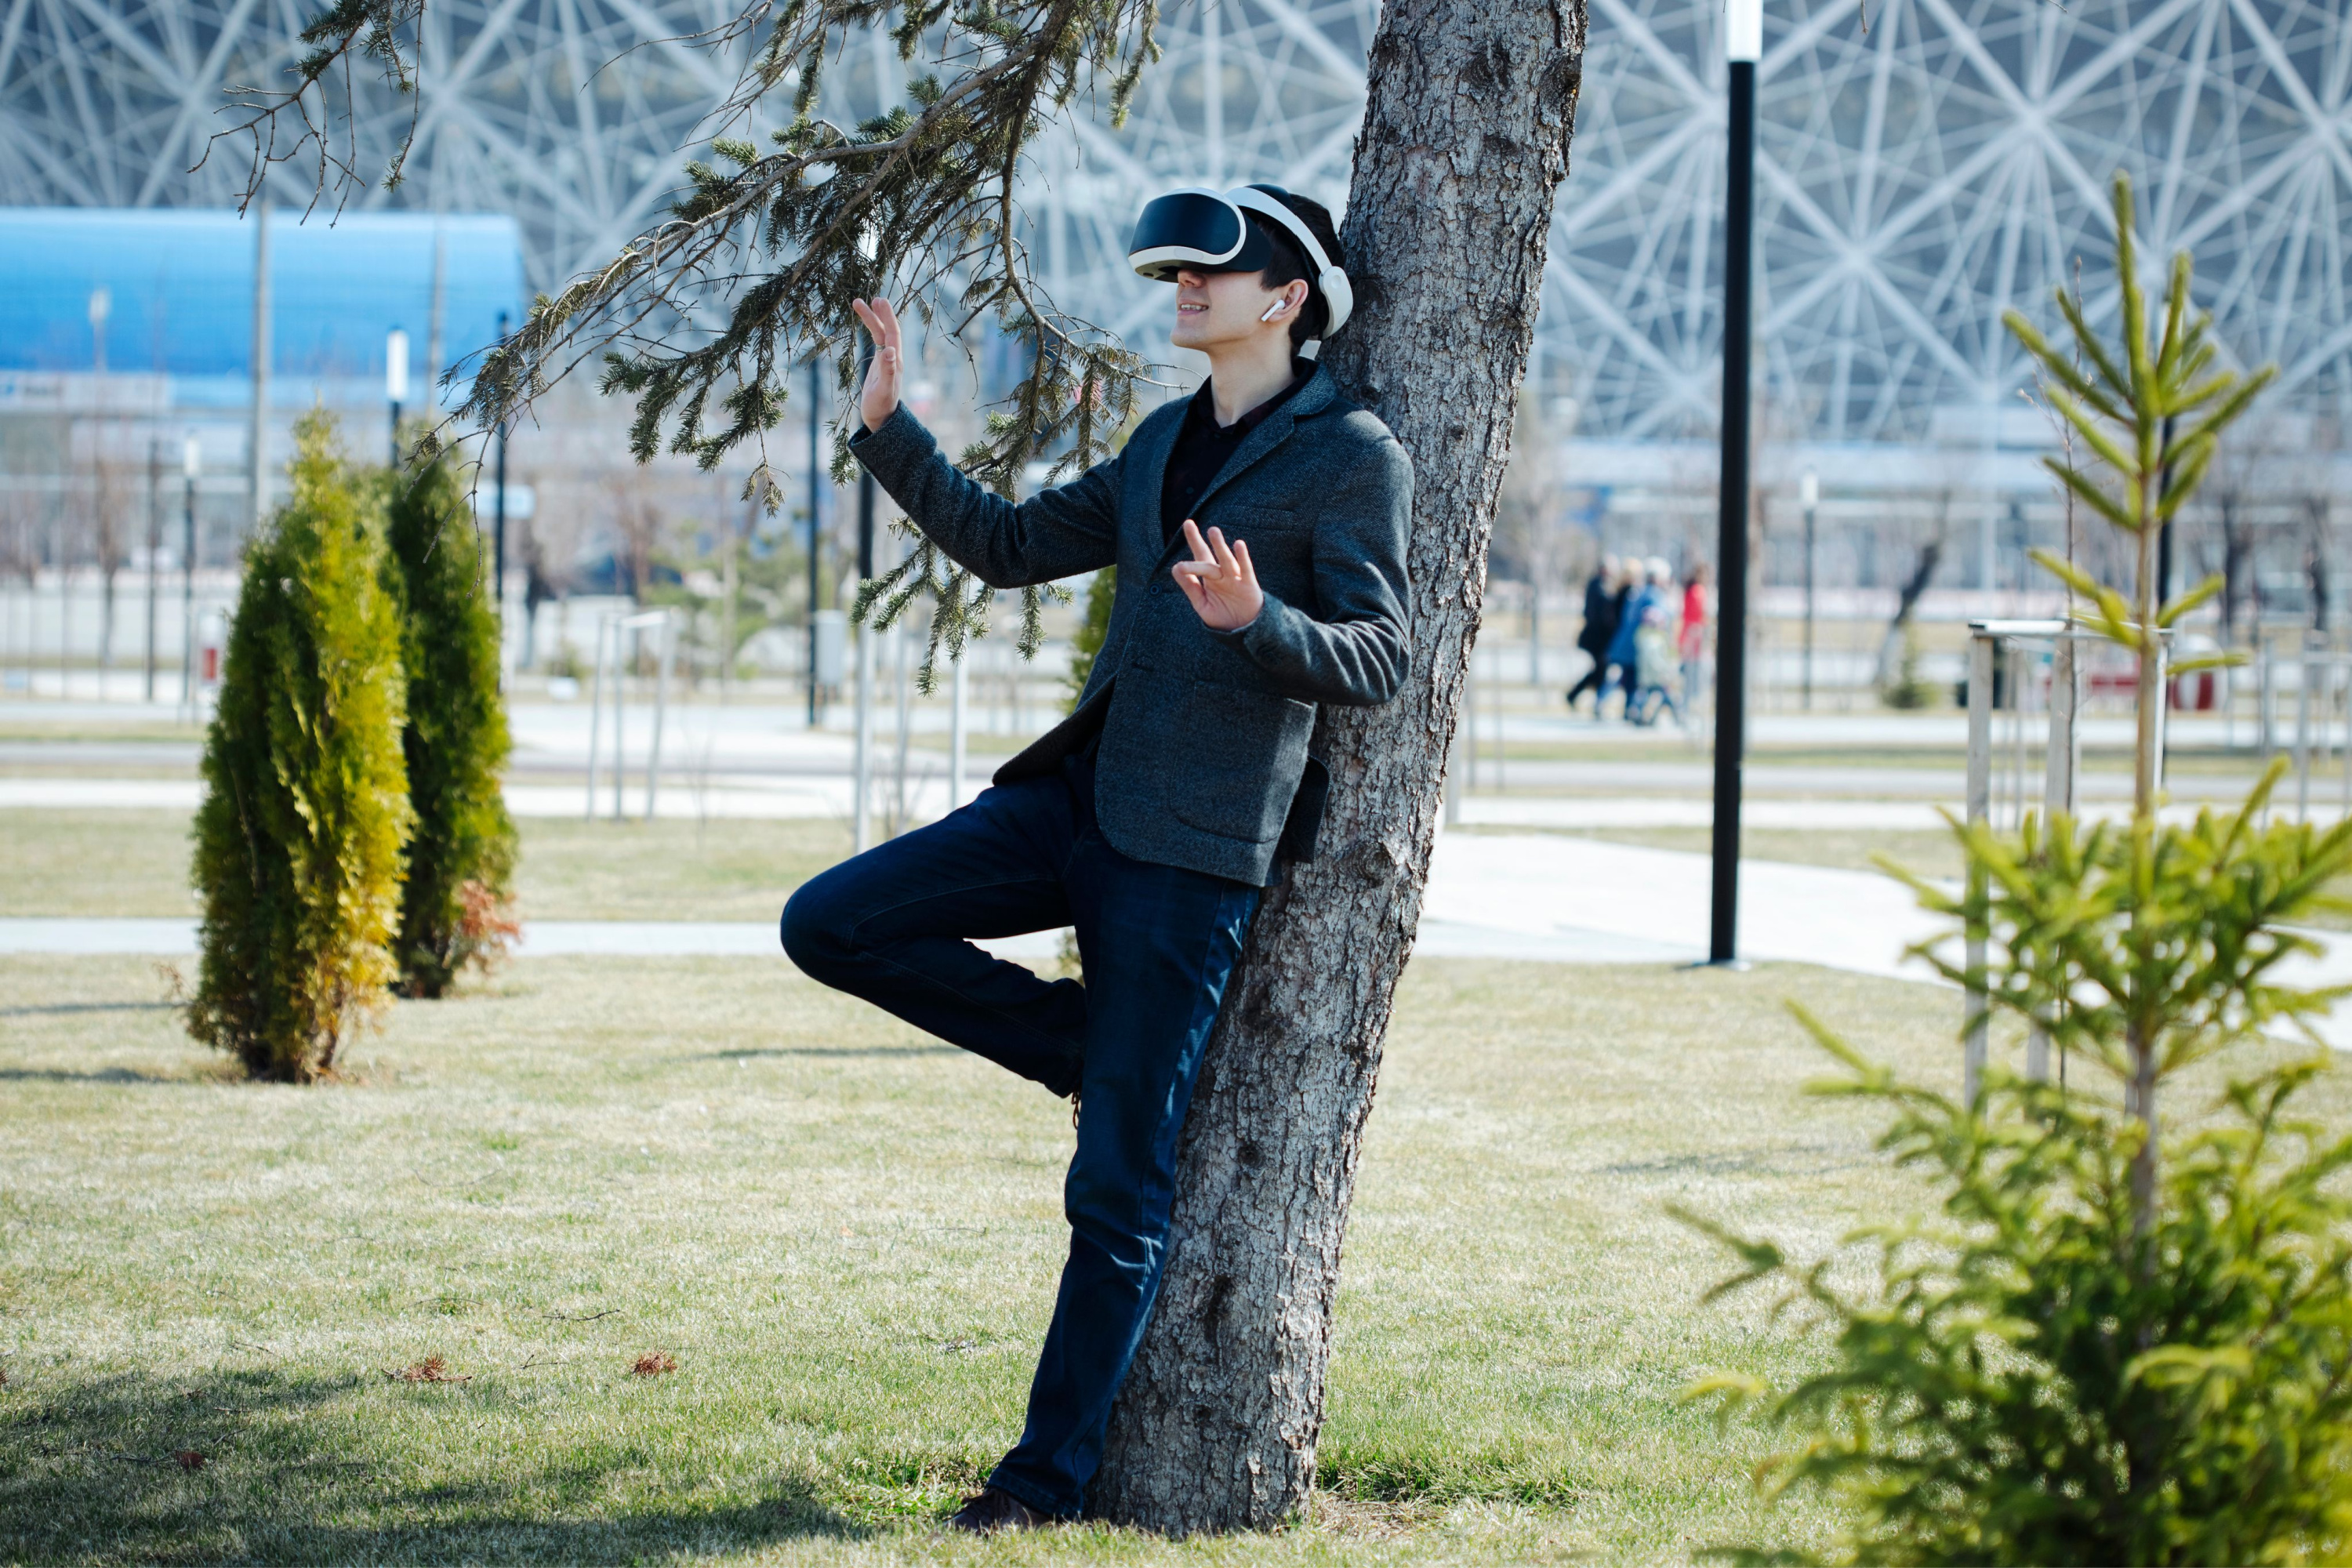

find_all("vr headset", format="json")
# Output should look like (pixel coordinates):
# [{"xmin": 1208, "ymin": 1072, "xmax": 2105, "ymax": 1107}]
[{"xmin": 1127, "ymin": 184, "xmax": 1353, "ymax": 358}]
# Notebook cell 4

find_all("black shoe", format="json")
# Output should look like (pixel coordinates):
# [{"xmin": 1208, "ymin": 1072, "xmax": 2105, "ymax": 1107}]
[{"xmin": 946, "ymin": 1487, "xmax": 1048, "ymax": 1533}]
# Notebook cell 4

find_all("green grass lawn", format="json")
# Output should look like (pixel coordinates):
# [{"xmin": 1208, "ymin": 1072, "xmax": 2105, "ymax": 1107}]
[
  {"xmin": 9, "ymin": 800, "xmax": 2352, "ymax": 1560},
  {"xmin": 0, "ymin": 812, "xmax": 851, "ymax": 924},
  {"xmin": 2, "ymin": 948, "xmax": 2154, "ymax": 1565}
]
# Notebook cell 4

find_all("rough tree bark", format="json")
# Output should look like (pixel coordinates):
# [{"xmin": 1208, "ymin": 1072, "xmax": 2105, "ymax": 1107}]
[{"xmin": 1091, "ymin": 0, "xmax": 1585, "ymax": 1533}]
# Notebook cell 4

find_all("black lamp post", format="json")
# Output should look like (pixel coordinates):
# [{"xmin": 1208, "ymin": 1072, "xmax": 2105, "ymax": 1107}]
[{"xmin": 1708, "ymin": 0, "xmax": 1760, "ymax": 966}]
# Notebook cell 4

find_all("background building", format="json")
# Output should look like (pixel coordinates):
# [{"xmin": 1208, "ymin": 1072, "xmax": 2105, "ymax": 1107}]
[{"xmin": 4, "ymin": 0, "xmax": 2348, "ymax": 670}]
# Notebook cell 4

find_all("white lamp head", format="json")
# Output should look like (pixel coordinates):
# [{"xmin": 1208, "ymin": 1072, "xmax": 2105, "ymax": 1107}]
[
  {"xmin": 1800, "ymin": 468, "xmax": 1819, "ymax": 509},
  {"xmin": 1726, "ymin": 0, "xmax": 1762, "ymax": 62},
  {"xmin": 386, "ymin": 328, "xmax": 411, "ymax": 404},
  {"xmin": 183, "ymin": 435, "xmax": 201, "ymax": 481}
]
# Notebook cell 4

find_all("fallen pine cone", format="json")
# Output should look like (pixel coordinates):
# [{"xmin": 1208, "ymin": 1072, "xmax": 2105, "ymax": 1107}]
[
  {"xmin": 630, "ymin": 1352, "xmax": 677, "ymax": 1377},
  {"xmin": 390, "ymin": 1356, "xmax": 470, "ymax": 1385},
  {"xmin": 174, "ymin": 1450, "xmax": 206, "ymax": 1471}
]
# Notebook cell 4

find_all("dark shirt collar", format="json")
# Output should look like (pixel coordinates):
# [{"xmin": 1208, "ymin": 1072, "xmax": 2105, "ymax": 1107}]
[
  {"xmin": 1160, "ymin": 360, "xmax": 1315, "ymax": 545},
  {"xmin": 1185, "ymin": 360, "xmax": 1312, "ymax": 437}
]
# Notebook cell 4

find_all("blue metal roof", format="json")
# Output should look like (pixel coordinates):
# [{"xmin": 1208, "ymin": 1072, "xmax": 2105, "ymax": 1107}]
[{"xmin": 0, "ymin": 209, "xmax": 525, "ymax": 396}]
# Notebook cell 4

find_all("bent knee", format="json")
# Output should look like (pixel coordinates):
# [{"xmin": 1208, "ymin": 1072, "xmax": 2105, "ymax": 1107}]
[{"xmin": 779, "ymin": 877, "xmax": 858, "ymax": 983}]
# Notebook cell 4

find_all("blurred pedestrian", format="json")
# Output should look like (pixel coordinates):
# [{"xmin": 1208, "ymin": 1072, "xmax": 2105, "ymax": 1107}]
[
  {"xmin": 1628, "ymin": 557, "xmax": 1683, "ymax": 726},
  {"xmin": 1679, "ymin": 560, "xmax": 1710, "ymax": 713},
  {"xmin": 1604, "ymin": 559, "xmax": 1656, "ymax": 720},
  {"xmin": 1565, "ymin": 554, "xmax": 1622, "ymax": 710}
]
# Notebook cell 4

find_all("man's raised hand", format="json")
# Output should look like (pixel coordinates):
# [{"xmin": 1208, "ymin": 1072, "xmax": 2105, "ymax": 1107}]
[
  {"xmin": 849, "ymin": 296, "xmax": 903, "ymax": 433},
  {"xmin": 1172, "ymin": 520, "xmax": 1264, "ymax": 632}
]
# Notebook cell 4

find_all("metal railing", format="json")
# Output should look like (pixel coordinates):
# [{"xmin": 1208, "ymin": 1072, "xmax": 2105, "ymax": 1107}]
[
  {"xmin": 1962, "ymin": 619, "xmax": 2173, "ymax": 1103},
  {"xmin": 584, "ymin": 608, "xmax": 678, "ymax": 822}
]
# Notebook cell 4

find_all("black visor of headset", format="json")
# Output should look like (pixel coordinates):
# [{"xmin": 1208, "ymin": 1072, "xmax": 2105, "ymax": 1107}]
[{"xmin": 1127, "ymin": 183, "xmax": 1353, "ymax": 351}]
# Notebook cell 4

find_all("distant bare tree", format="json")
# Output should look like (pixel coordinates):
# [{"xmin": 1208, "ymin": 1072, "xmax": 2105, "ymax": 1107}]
[
  {"xmin": 0, "ymin": 490, "xmax": 38, "ymax": 676},
  {"xmin": 1492, "ymin": 390, "xmax": 1566, "ymax": 678},
  {"xmin": 88, "ymin": 440, "xmax": 136, "ymax": 673},
  {"xmin": 2199, "ymin": 413, "xmax": 2292, "ymax": 643},
  {"xmin": 1876, "ymin": 487, "xmax": 1953, "ymax": 689},
  {"xmin": 2302, "ymin": 495, "xmax": 2330, "ymax": 633},
  {"xmin": 600, "ymin": 467, "xmax": 667, "ymax": 601}
]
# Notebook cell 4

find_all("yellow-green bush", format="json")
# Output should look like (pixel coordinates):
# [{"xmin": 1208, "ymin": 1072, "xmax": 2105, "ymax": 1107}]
[
  {"xmin": 382, "ymin": 451, "xmax": 517, "ymax": 996},
  {"xmin": 187, "ymin": 412, "xmax": 412, "ymax": 1080}
]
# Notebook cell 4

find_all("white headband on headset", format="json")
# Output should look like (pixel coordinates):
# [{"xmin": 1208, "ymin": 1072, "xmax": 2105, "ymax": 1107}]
[
  {"xmin": 1225, "ymin": 187, "xmax": 1352, "ymax": 355},
  {"xmin": 1128, "ymin": 184, "xmax": 1353, "ymax": 357}
]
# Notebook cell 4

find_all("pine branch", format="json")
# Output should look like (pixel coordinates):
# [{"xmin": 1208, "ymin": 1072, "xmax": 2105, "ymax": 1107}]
[{"xmin": 233, "ymin": 0, "xmax": 1164, "ymax": 688}]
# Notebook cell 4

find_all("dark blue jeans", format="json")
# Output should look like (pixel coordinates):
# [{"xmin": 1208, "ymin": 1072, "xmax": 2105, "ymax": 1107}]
[{"xmin": 779, "ymin": 750, "xmax": 1260, "ymax": 1517}]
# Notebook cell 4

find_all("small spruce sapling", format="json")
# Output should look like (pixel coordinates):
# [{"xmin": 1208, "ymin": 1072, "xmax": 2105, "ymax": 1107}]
[{"xmin": 1681, "ymin": 174, "xmax": 2352, "ymax": 1567}]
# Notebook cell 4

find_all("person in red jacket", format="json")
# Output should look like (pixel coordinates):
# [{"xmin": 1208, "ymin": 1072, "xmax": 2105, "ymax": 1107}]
[{"xmin": 1678, "ymin": 560, "xmax": 1711, "ymax": 710}]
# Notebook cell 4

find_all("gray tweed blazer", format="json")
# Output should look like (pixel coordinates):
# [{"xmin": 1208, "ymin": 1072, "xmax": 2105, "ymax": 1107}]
[{"xmin": 848, "ymin": 365, "xmax": 1413, "ymax": 886}]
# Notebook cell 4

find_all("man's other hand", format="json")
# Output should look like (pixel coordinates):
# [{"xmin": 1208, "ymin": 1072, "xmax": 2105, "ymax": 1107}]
[
  {"xmin": 849, "ymin": 296, "xmax": 902, "ymax": 433},
  {"xmin": 1173, "ymin": 520, "xmax": 1264, "ymax": 631}
]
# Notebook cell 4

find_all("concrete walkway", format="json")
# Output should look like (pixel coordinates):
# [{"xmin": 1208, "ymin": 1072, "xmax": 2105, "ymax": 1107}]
[
  {"xmin": 12, "ymin": 829, "xmax": 2350, "ymax": 1047},
  {"xmin": 0, "ymin": 779, "xmax": 2249, "ymax": 831}
]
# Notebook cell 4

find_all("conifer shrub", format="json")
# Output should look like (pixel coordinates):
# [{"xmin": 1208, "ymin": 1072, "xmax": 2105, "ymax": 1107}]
[
  {"xmin": 382, "ymin": 451, "xmax": 517, "ymax": 996},
  {"xmin": 1066, "ymin": 564, "xmax": 1116, "ymax": 712},
  {"xmin": 187, "ymin": 412, "xmax": 412, "ymax": 1081},
  {"xmin": 1682, "ymin": 175, "xmax": 2352, "ymax": 1566}
]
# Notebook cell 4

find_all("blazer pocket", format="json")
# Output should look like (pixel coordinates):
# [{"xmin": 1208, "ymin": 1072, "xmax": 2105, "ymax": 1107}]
[
  {"xmin": 1214, "ymin": 503, "xmax": 1310, "ymax": 534},
  {"xmin": 1169, "ymin": 681, "xmax": 1314, "ymax": 843}
]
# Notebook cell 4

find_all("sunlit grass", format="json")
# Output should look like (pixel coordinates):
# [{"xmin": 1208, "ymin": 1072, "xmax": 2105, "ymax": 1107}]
[
  {"xmin": 0, "ymin": 811, "xmax": 850, "ymax": 923},
  {"xmin": 0, "ymin": 949, "xmax": 2163, "ymax": 1563}
]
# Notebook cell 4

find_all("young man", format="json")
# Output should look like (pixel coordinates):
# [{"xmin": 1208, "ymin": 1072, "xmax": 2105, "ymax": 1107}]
[{"xmin": 781, "ymin": 185, "xmax": 1412, "ymax": 1530}]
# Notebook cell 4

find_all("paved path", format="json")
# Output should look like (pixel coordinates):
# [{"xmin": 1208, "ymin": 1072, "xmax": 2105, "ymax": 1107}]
[
  {"xmin": 12, "ymin": 826, "xmax": 2350, "ymax": 1046},
  {"xmin": 0, "ymin": 777, "xmax": 2279, "ymax": 833}
]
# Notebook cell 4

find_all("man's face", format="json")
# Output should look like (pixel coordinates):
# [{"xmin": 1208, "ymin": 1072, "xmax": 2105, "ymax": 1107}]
[{"xmin": 1171, "ymin": 267, "xmax": 1289, "ymax": 353}]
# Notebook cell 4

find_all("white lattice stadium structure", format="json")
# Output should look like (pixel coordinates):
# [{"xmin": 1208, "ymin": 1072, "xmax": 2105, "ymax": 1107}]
[{"xmin": 4, "ymin": 0, "xmax": 2350, "ymax": 583}]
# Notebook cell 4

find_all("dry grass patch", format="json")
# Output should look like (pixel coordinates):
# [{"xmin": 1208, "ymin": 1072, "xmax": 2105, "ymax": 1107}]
[{"xmin": 4, "ymin": 951, "xmax": 2347, "ymax": 1563}]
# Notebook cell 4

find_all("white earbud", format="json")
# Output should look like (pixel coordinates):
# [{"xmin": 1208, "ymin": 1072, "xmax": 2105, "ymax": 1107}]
[{"xmin": 1260, "ymin": 299, "xmax": 1284, "ymax": 322}]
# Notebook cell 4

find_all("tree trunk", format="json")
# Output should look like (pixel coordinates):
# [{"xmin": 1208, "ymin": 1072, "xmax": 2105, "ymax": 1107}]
[{"xmin": 1091, "ymin": 0, "xmax": 1584, "ymax": 1534}]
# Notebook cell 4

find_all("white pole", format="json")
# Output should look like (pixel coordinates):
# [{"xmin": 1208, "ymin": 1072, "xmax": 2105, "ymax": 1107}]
[
  {"xmin": 2339, "ymin": 656, "xmax": 2351, "ymax": 818},
  {"xmin": 612, "ymin": 620, "xmax": 627, "ymax": 822},
  {"xmin": 585, "ymin": 617, "xmax": 607, "ymax": 820},
  {"xmin": 2296, "ymin": 638, "xmax": 2314, "ymax": 822},
  {"xmin": 2028, "ymin": 630, "xmax": 2079, "ymax": 1085},
  {"xmin": 1493, "ymin": 639, "xmax": 1506, "ymax": 790},
  {"xmin": 2008, "ymin": 643, "xmax": 2026, "ymax": 833},
  {"xmin": 247, "ymin": 206, "xmax": 271, "ymax": 534},
  {"xmin": 1465, "ymin": 641, "xmax": 1479, "ymax": 792},
  {"xmin": 647, "ymin": 612, "xmax": 674, "ymax": 822},
  {"xmin": 1965, "ymin": 628, "xmax": 1993, "ymax": 1107},
  {"xmin": 891, "ymin": 622, "xmax": 913, "ymax": 834},
  {"xmin": 2259, "ymin": 631, "xmax": 2276, "ymax": 757},
  {"xmin": 949, "ymin": 648, "xmax": 968, "ymax": 811},
  {"xmin": 853, "ymin": 619, "xmax": 875, "ymax": 854}
]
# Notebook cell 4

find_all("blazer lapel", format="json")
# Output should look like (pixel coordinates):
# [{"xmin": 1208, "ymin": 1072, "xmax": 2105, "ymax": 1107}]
[
  {"xmin": 1186, "ymin": 367, "xmax": 1337, "ymax": 524},
  {"xmin": 1121, "ymin": 402, "xmax": 1185, "ymax": 571}
]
